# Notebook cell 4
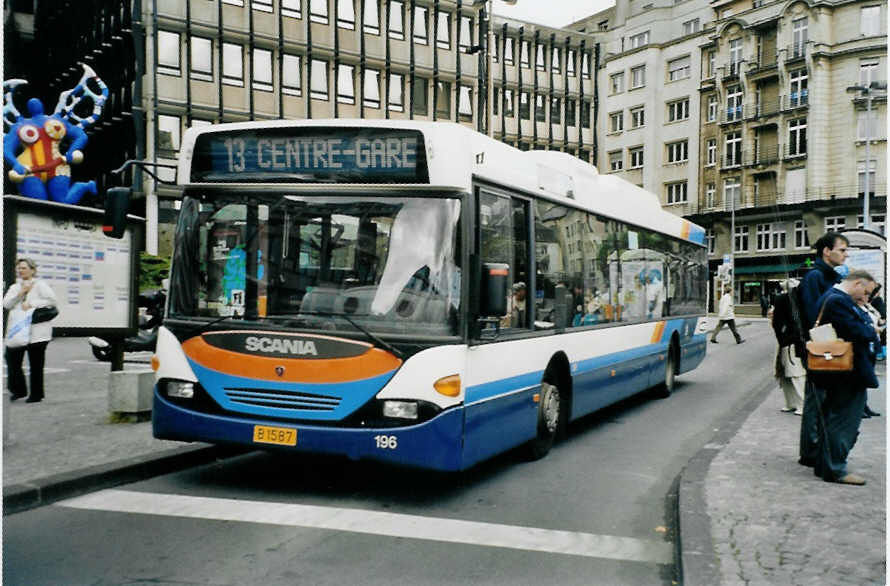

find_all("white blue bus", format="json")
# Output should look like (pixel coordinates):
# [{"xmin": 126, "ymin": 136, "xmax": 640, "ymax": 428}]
[{"xmin": 137, "ymin": 120, "xmax": 708, "ymax": 471}]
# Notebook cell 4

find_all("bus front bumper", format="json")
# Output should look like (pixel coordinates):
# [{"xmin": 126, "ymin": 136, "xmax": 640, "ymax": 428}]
[{"xmin": 152, "ymin": 390, "xmax": 466, "ymax": 471}]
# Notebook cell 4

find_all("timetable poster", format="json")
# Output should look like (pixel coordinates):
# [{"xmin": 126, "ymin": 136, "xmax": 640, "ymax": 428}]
[{"xmin": 15, "ymin": 212, "xmax": 132, "ymax": 328}]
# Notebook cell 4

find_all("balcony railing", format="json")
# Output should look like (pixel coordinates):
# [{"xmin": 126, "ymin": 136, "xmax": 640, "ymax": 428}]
[
  {"xmin": 783, "ymin": 144, "xmax": 807, "ymax": 159},
  {"xmin": 782, "ymin": 91, "xmax": 809, "ymax": 110},
  {"xmin": 747, "ymin": 145, "xmax": 780, "ymax": 166},
  {"xmin": 751, "ymin": 48, "xmax": 778, "ymax": 71},
  {"xmin": 722, "ymin": 106, "xmax": 744, "ymax": 123},
  {"xmin": 702, "ymin": 184, "xmax": 888, "ymax": 213},
  {"xmin": 785, "ymin": 43, "xmax": 806, "ymax": 61},
  {"xmin": 744, "ymin": 99, "xmax": 781, "ymax": 119},
  {"xmin": 722, "ymin": 61, "xmax": 743, "ymax": 78},
  {"xmin": 721, "ymin": 152, "xmax": 744, "ymax": 169}
]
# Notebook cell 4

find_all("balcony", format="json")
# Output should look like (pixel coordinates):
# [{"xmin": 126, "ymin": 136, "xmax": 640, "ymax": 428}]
[
  {"xmin": 721, "ymin": 106, "xmax": 745, "ymax": 124},
  {"xmin": 744, "ymin": 99, "xmax": 781, "ymax": 119},
  {"xmin": 781, "ymin": 91, "xmax": 809, "ymax": 111},
  {"xmin": 785, "ymin": 43, "xmax": 806, "ymax": 62},
  {"xmin": 747, "ymin": 145, "xmax": 780, "ymax": 166},
  {"xmin": 722, "ymin": 61, "xmax": 743, "ymax": 80},
  {"xmin": 783, "ymin": 144, "xmax": 807, "ymax": 160},
  {"xmin": 721, "ymin": 152, "xmax": 744, "ymax": 169},
  {"xmin": 748, "ymin": 48, "xmax": 778, "ymax": 74}
]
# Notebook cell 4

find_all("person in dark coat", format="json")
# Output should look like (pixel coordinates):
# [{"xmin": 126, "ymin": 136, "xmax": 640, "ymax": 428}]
[
  {"xmin": 797, "ymin": 232, "xmax": 849, "ymax": 468},
  {"xmin": 808, "ymin": 270, "xmax": 880, "ymax": 485}
]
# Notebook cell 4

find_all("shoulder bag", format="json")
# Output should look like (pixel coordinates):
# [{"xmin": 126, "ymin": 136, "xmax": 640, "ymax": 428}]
[{"xmin": 805, "ymin": 297, "xmax": 853, "ymax": 372}]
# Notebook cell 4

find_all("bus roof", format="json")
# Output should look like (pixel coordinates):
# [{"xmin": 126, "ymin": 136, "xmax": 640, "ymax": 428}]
[{"xmin": 179, "ymin": 119, "xmax": 705, "ymax": 246}]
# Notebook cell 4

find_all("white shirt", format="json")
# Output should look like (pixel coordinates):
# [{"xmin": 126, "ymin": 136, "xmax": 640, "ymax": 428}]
[
  {"xmin": 3, "ymin": 278, "xmax": 58, "ymax": 344},
  {"xmin": 718, "ymin": 293, "xmax": 735, "ymax": 320}
]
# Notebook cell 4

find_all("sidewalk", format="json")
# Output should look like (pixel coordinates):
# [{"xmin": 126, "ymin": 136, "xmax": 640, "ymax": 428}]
[{"xmin": 680, "ymin": 372, "xmax": 887, "ymax": 586}]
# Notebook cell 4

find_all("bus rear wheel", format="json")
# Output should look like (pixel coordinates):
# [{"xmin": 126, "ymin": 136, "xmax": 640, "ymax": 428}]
[{"xmin": 523, "ymin": 381, "xmax": 561, "ymax": 460}]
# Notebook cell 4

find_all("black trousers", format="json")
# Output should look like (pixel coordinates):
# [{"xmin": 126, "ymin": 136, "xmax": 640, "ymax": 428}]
[{"xmin": 5, "ymin": 341, "xmax": 50, "ymax": 400}]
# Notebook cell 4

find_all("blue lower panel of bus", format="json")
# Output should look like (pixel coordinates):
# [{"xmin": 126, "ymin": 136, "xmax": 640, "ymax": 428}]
[{"xmin": 153, "ymin": 391, "xmax": 466, "ymax": 471}]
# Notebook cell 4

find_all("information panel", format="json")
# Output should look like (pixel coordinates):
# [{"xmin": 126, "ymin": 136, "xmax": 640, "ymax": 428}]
[
  {"xmin": 190, "ymin": 127, "xmax": 429, "ymax": 184},
  {"xmin": 14, "ymin": 212, "xmax": 133, "ymax": 328}
]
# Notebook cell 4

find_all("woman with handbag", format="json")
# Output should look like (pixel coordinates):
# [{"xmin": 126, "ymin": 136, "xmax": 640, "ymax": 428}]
[
  {"xmin": 807, "ymin": 269, "xmax": 880, "ymax": 485},
  {"xmin": 3, "ymin": 258, "xmax": 58, "ymax": 403}
]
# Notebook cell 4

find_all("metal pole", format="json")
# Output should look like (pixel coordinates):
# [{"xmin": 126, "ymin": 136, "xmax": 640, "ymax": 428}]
[
  {"xmin": 863, "ymin": 90, "xmax": 871, "ymax": 230},
  {"xmin": 730, "ymin": 184, "xmax": 735, "ymax": 302},
  {"xmin": 486, "ymin": 0, "xmax": 494, "ymax": 136}
]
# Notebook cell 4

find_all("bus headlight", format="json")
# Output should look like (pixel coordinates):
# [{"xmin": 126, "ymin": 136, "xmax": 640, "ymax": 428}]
[
  {"xmin": 165, "ymin": 380, "xmax": 195, "ymax": 399},
  {"xmin": 382, "ymin": 400, "xmax": 418, "ymax": 420}
]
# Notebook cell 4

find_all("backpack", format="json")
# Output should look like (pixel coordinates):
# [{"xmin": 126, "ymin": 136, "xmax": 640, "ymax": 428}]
[{"xmin": 771, "ymin": 284, "xmax": 806, "ymax": 356}]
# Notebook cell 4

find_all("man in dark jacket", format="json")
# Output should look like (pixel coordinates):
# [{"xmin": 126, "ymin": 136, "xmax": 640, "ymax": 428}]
[
  {"xmin": 809, "ymin": 270, "xmax": 880, "ymax": 485},
  {"xmin": 797, "ymin": 232, "xmax": 849, "ymax": 467}
]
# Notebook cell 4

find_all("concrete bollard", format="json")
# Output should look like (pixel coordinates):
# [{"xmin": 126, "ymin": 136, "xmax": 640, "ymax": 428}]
[{"xmin": 108, "ymin": 369, "xmax": 154, "ymax": 421}]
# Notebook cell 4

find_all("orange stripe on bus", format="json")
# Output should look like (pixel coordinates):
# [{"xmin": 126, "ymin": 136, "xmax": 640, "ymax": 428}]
[
  {"xmin": 182, "ymin": 336, "xmax": 402, "ymax": 383},
  {"xmin": 650, "ymin": 321, "xmax": 666, "ymax": 344}
]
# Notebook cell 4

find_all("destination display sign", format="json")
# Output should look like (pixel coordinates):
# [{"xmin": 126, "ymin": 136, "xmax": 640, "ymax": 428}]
[{"xmin": 190, "ymin": 127, "xmax": 429, "ymax": 183}]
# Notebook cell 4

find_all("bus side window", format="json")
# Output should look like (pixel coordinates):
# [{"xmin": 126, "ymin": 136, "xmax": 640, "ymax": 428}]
[{"xmin": 478, "ymin": 191, "xmax": 530, "ymax": 330}]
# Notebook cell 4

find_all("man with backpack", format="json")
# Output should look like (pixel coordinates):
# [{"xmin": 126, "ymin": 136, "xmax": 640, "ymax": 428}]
[{"xmin": 771, "ymin": 278, "xmax": 806, "ymax": 414}]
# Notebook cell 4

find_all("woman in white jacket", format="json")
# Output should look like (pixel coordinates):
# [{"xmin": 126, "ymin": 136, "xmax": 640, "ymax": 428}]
[
  {"xmin": 4, "ymin": 258, "xmax": 58, "ymax": 402},
  {"xmin": 710, "ymin": 286, "xmax": 745, "ymax": 344}
]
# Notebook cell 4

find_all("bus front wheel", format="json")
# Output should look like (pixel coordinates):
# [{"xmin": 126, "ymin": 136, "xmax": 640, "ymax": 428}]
[
  {"xmin": 654, "ymin": 344, "xmax": 677, "ymax": 399},
  {"xmin": 523, "ymin": 381, "xmax": 561, "ymax": 460}
]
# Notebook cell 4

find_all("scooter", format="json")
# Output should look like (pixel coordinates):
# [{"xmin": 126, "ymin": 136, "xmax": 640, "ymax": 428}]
[{"xmin": 88, "ymin": 289, "xmax": 166, "ymax": 361}]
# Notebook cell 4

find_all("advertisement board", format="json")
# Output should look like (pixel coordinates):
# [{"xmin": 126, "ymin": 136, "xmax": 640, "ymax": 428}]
[{"xmin": 847, "ymin": 248, "xmax": 885, "ymax": 290}]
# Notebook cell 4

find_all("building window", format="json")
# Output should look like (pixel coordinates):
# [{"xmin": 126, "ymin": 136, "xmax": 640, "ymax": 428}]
[
  {"xmin": 860, "ymin": 59, "xmax": 880, "ymax": 86},
  {"xmin": 788, "ymin": 117, "xmax": 807, "ymax": 156},
  {"xmin": 566, "ymin": 99, "xmax": 576, "ymax": 126},
  {"xmin": 459, "ymin": 15, "xmax": 473, "ymax": 52},
  {"xmin": 667, "ymin": 98, "xmax": 689, "ymax": 122},
  {"xmin": 706, "ymin": 50, "xmax": 716, "ymax": 77},
  {"xmin": 630, "ymin": 106, "xmax": 644, "ymax": 128},
  {"xmin": 706, "ymin": 228, "xmax": 716, "ymax": 254},
  {"xmin": 459, "ymin": 85, "xmax": 473, "ymax": 119},
  {"xmin": 609, "ymin": 150, "xmax": 623, "ymax": 171},
  {"xmin": 158, "ymin": 30, "xmax": 181, "ymax": 76},
  {"xmin": 725, "ymin": 178, "xmax": 741, "ymax": 211},
  {"xmin": 253, "ymin": 0, "xmax": 274, "ymax": 12},
  {"xmin": 363, "ymin": 0, "xmax": 379, "ymax": 34},
  {"xmin": 551, "ymin": 47, "xmax": 561, "ymax": 73},
  {"xmin": 629, "ymin": 146, "xmax": 644, "ymax": 168},
  {"xmin": 157, "ymin": 114, "xmax": 181, "ymax": 151},
  {"xmin": 282, "ymin": 0, "xmax": 301, "ymax": 18},
  {"xmin": 389, "ymin": 1, "xmax": 404, "ymax": 39},
  {"xmin": 631, "ymin": 65, "xmax": 645, "ymax": 88},
  {"xmin": 222, "ymin": 42, "xmax": 244, "ymax": 86},
  {"xmin": 666, "ymin": 181, "xmax": 688, "ymax": 204},
  {"xmin": 338, "ymin": 0, "xmax": 355, "ymax": 29},
  {"xmin": 364, "ymin": 68, "xmax": 380, "ymax": 108},
  {"xmin": 535, "ymin": 43, "xmax": 546, "ymax": 71},
  {"xmin": 609, "ymin": 111, "xmax": 623, "ymax": 133},
  {"xmin": 789, "ymin": 69, "xmax": 808, "ymax": 107},
  {"xmin": 610, "ymin": 72, "xmax": 624, "ymax": 94},
  {"xmin": 283, "ymin": 54, "xmax": 302, "ymax": 95},
  {"xmin": 726, "ymin": 85, "xmax": 743, "ymax": 121},
  {"xmin": 535, "ymin": 94, "xmax": 546, "ymax": 122},
  {"xmin": 729, "ymin": 38, "xmax": 742, "ymax": 75},
  {"xmin": 629, "ymin": 30, "xmax": 649, "ymax": 48},
  {"xmin": 190, "ymin": 37, "xmax": 213, "ymax": 81},
  {"xmin": 824, "ymin": 216, "xmax": 846, "ymax": 232},
  {"xmin": 756, "ymin": 223, "xmax": 786, "ymax": 251},
  {"xmin": 668, "ymin": 56, "xmax": 690, "ymax": 81},
  {"xmin": 388, "ymin": 73, "xmax": 404, "ymax": 112},
  {"xmin": 550, "ymin": 97, "xmax": 561, "ymax": 124},
  {"xmin": 734, "ymin": 225, "xmax": 749, "ymax": 252},
  {"xmin": 581, "ymin": 100, "xmax": 591, "ymax": 128},
  {"xmin": 791, "ymin": 17, "xmax": 807, "ymax": 58},
  {"xmin": 413, "ymin": 5, "xmax": 428, "ymax": 44},
  {"xmin": 436, "ymin": 11, "xmax": 451, "ymax": 49},
  {"xmin": 436, "ymin": 80, "xmax": 451, "ymax": 117},
  {"xmin": 582, "ymin": 52, "xmax": 591, "ymax": 78},
  {"xmin": 413, "ymin": 77, "xmax": 428, "ymax": 115},
  {"xmin": 503, "ymin": 37, "xmax": 514, "ymax": 64},
  {"xmin": 598, "ymin": 20, "xmax": 609, "ymax": 31},
  {"xmin": 725, "ymin": 131, "xmax": 742, "ymax": 167},
  {"xmin": 858, "ymin": 159, "xmax": 877, "ymax": 195},
  {"xmin": 683, "ymin": 18, "xmax": 700, "ymax": 35},
  {"xmin": 861, "ymin": 5, "xmax": 881, "ymax": 36},
  {"xmin": 310, "ymin": 0, "xmax": 329, "ymax": 24},
  {"xmin": 337, "ymin": 64, "xmax": 355, "ymax": 104},
  {"xmin": 520, "ymin": 40, "xmax": 530, "ymax": 67},
  {"xmin": 707, "ymin": 95, "xmax": 717, "ymax": 122},
  {"xmin": 794, "ymin": 220, "xmax": 809, "ymax": 249},
  {"xmin": 519, "ymin": 92, "xmax": 530, "ymax": 119},
  {"xmin": 666, "ymin": 140, "xmax": 688, "ymax": 163},
  {"xmin": 857, "ymin": 110, "xmax": 880, "ymax": 140},
  {"xmin": 706, "ymin": 139, "xmax": 717, "ymax": 166},
  {"xmin": 567, "ymin": 49, "xmax": 576, "ymax": 76},
  {"xmin": 310, "ymin": 59, "xmax": 329, "ymax": 99},
  {"xmin": 504, "ymin": 88, "xmax": 515, "ymax": 118},
  {"xmin": 706, "ymin": 183, "xmax": 716, "ymax": 208},
  {"xmin": 857, "ymin": 213, "xmax": 885, "ymax": 235},
  {"xmin": 252, "ymin": 48, "xmax": 273, "ymax": 91}
]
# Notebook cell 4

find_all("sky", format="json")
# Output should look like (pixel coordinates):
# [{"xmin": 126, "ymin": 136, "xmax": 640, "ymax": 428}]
[{"xmin": 491, "ymin": 0, "xmax": 617, "ymax": 28}]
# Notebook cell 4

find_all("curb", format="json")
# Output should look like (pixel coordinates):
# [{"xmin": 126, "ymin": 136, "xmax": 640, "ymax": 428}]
[
  {"xmin": 677, "ymin": 374, "xmax": 776, "ymax": 586},
  {"xmin": 3, "ymin": 444, "xmax": 241, "ymax": 516}
]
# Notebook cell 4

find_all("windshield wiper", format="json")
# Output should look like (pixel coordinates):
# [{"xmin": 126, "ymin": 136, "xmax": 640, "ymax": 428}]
[
  {"xmin": 297, "ymin": 311, "xmax": 404, "ymax": 359},
  {"xmin": 184, "ymin": 314, "xmax": 245, "ymax": 337}
]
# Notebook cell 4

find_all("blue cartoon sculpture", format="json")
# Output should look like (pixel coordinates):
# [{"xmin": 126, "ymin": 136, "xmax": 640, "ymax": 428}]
[{"xmin": 3, "ymin": 64, "xmax": 108, "ymax": 204}]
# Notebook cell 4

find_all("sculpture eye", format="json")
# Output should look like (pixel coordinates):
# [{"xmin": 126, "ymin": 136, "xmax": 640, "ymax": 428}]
[
  {"xmin": 18, "ymin": 124, "xmax": 40, "ymax": 144},
  {"xmin": 43, "ymin": 119, "xmax": 66, "ymax": 139}
]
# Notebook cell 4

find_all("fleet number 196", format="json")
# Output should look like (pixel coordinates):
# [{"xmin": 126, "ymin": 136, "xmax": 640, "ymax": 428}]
[{"xmin": 374, "ymin": 435, "xmax": 398, "ymax": 449}]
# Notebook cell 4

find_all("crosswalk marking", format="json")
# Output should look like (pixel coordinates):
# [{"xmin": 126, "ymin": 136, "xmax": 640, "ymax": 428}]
[{"xmin": 59, "ymin": 489, "xmax": 673, "ymax": 564}]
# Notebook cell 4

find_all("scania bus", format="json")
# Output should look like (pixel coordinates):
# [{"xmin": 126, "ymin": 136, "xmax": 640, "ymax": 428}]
[{"xmin": 117, "ymin": 120, "xmax": 708, "ymax": 471}]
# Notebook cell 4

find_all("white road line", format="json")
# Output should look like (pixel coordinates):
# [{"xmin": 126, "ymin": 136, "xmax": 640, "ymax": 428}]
[
  {"xmin": 59, "ymin": 489, "xmax": 672, "ymax": 564},
  {"xmin": 2, "ymin": 367, "xmax": 69, "ymax": 375}
]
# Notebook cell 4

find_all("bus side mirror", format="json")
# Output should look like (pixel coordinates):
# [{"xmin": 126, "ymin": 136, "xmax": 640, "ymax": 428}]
[
  {"xmin": 480, "ymin": 262, "xmax": 509, "ymax": 317},
  {"xmin": 103, "ymin": 187, "xmax": 131, "ymax": 238}
]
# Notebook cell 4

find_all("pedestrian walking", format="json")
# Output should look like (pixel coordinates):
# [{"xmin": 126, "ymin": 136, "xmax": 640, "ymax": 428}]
[
  {"xmin": 760, "ymin": 292, "xmax": 770, "ymax": 318},
  {"xmin": 797, "ymin": 232, "xmax": 849, "ymax": 468},
  {"xmin": 771, "ymin": 278, "xmax": 805, "ymax": 414},
  {"xmin": 808, "ymin": 270, "xmax": 880, "ymax": 485},
  {"xmin": 711, "ymin": 286, "xmax": 744, "ymax": 344},
  {"xmin": 858, "ymin": 298, "xmax": 883, "ymax": 418},
  {"xmin": 3, "ymin": 258, "xmax": 58, "ymax": 403}
]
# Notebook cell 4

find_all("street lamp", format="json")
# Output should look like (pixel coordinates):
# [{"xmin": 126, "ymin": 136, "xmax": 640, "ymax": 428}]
[{"xmin": 846, "ymin": 81, "xmax": 887, "ymax": 231}]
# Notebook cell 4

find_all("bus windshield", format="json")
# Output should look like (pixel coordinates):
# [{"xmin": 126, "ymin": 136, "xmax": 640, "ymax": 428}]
[{"xmin": 168, "ymin": 193, "xmax": 462, "ymax": 337}]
